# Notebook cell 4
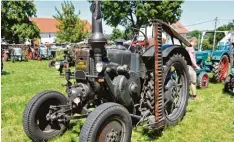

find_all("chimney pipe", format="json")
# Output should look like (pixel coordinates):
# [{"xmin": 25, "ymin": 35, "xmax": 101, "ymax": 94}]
[
  {"xmin": 88, "ymin": 1, "xmax": 107, "ymax": 75},
  {"xmin": 88, "ymin": 1, "xmax": 107, "ymax": 55}
]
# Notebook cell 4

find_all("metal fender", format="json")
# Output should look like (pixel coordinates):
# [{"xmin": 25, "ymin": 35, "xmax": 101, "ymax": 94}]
[
  {"xmin": 162, "ymin": 45, "xmax": 192, "ymax": 65},
  {"xmin": 142, "ymin": 45, "xmax": 192, "ymax": 65},
  {"xmin": 211, "ymin": 51, "xmax": 229, "ymax": 62}
]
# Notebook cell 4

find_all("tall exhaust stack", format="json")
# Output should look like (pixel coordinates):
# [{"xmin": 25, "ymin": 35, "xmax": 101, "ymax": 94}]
[{"xmin": 88, "ymin": 1, "xmax": 107, "ymax": 63}]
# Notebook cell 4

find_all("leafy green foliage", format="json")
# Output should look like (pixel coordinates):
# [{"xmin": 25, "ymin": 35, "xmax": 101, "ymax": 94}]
[
  {"xmin": 53, "ymin": 1, "xmax": 88, "ymax": 43},
  {"xmin": 201, "ymin": 39, "xmax": 213, "ymax": 50},
  {"xmin": 187, "ymin": 30, "xmax": 202, "ymax": 49},
  {"xmin": 208, "ymin": 20, "xmax": 234, "ymax": 46},
  {"xmin": 101, "ymin": 1, "xmax": 184, "ymax": 29},
  {"xmin": 187, "ymin": 30, "xmax": 201, "ymax": 40},
  {"xmin": 1, "ymin": 1, "xmax": 40, "ymax": 44},
  {"xmin": 109, "ymin": 28, "xmax": 125, "ymax": 41}
]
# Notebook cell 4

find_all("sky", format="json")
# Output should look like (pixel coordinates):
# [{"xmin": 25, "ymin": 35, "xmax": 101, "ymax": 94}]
[{"xmin": 34, "ymin": 0, "xmax": 234, "ymax": 34}]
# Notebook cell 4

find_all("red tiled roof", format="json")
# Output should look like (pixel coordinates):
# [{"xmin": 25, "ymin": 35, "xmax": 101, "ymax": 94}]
[
  {"xmin": 29, "ymin": 18, "xmax": 91, "ymax": 33},
  {"xmin": 170, "ymin": 21, "xmax": 189, "ymax": 34}
]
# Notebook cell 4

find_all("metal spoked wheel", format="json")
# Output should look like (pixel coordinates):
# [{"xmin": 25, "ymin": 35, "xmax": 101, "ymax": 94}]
[{"xmin": 163, "ymin": 54, "xmax": 189, "ymax": 126}]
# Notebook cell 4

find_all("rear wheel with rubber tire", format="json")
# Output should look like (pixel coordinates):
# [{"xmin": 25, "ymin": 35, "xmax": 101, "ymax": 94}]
[
  {"xmin": 163, "ymin": 53, "xmax": 189, "ymax": 126},
  {"xmin": 197, "ymin": 72, "xmax": 209, "ymax": 89},
  {"xmin": 212, "ymin": 55, "xmax": 229, "ymax": 82},
  {"xmin": 79, "ymin": 103, "xmax": 132, "ymax": 142},
  {"xmin": 23, "ymin": 91, "xmax": 68, "ymax": 141},
  {"xmin": 224, "ymin": 75, "xmax": 231, "ymax": 92}
]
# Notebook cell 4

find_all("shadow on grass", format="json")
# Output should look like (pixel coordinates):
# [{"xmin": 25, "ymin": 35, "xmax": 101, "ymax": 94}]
[
  {"xmin": 67, "ymin": 121, "xmax": 83, "ymax": 135},
  {"xmin": 222, "ymin": 89, "xmax": 234, "ymax": 98},
  {"xmin": 133, "ymin": 127, "xmax": 163, "ymax": 141},
  {"xmin": 143, "ymin": 129, "xmax": 163, "ymax": 140},
  {"xmin": 1, "ymin": 71, "xmax": 10, "ymax": 75}
]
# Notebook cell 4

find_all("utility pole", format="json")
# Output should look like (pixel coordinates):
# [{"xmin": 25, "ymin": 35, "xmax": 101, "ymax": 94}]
[
  {"xmin": 198, "ymin": 33, "xmax": 201, "ymax": 51},
  {"xmin": 212, "ymin": 17, "xmax": 218, "ymax": 50}
]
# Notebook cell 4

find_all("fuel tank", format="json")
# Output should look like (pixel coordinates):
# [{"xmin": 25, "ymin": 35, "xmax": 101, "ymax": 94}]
[
  {"xmin": 75, "ymin": 47, "xmax": 90, "ymax": 72},
  {"xmin": 106, "ymin": 45, "xmax": 140, "ymax": 73}
]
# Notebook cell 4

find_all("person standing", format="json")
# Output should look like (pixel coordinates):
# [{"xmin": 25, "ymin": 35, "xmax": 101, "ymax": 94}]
[{"xmin": 186, "ymin": 37, "xmax": 200, "ymax": 99}]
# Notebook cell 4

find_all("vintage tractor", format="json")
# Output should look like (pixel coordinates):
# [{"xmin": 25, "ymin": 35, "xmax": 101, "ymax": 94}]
[
  {"xmin": 1, "ymin": 44, "xmax": 14, "ymax": 61},
  {"xmin": 49, "ymin": 43, "xmax": 67, "ymax": 58},
  {"xmin": 23, "ymin": 1, "xmax": 192, "ymax": 142},
  {"xmin": 195, "ymin": 54, "xmax": 210, "ymax": 89},
  {"xmin": 195, "ymin": 31, "xmax": 234, "ymax": 83},
  {"xmin": 37, "ymin": 44, "xmax": 53, "ymax": 60},
  {"xmin": 224, "ymin": 32, "xmax": 234, "ymax": 94},
  {"xmin": 11, "ymin": 46, "xmax": 28, "ymax": 62},
  {"xmin": 48, "ymin": 44, "xmax": 76, "ymax": 75}
]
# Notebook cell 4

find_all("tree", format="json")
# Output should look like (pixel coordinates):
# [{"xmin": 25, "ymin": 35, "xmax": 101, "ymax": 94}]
[
  {"xmin": 201, "ymin": 39, "xmax": 212, "ymax": 50},
  {"xmin": 1, "ymin": 1, "xmax": 40, "ymax": 44},
  {"xmin": 109, "ymin": 28, "xmax": 125, "ymax": 41},
  {"xmin": 101, "ymin": 1, "xmax": 184, "ymax": 29},
  {"xmin": 208, "ymin": 20, "xmax": 234, "ymax": 46},
  {"xmin": 53, "ymin": 1, "xmax": 88, "ymax": 43},
  {"xmin": 187, "ymin": 30, "xmax": 201, "ymax": 40},
  {"xmin": 187, "ymin": 30, "xmax": 202, "ymax": 49}
]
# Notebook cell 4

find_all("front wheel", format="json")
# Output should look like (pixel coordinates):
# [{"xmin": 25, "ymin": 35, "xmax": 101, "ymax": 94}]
[
  {"xmin": 23, "ymin": 91, "xmax": 68, "ymax": 141},
  {"xmin": 79, "ymin": 103, "xmax": 132, "ymax": 142},
  {"xmin": 197, "ymin": 72, "xmax": 209, "ymax": 89},
  {"xmin": 163, "ymin": 53, "xmax": 189, "ymax": 126}
]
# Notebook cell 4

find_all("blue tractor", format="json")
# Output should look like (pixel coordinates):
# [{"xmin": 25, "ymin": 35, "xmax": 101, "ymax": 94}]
[
  {"xmin": 224, "ymin": 32, "xmax": 234, "ymax": 94},
  {"xmin": 37, "ymin": 44, "xmax": 53, "ymax": 60},
  {"xmin": 11, "ymin": 46, "xmax": 28, "ymax": 62},
  {"xmin": 195, "ymin": 31, "xmax": 233, "ymax": 85}
]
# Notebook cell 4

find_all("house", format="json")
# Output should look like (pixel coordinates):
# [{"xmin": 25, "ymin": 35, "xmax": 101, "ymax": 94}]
[
  {"xmin": 139, "ymin": 21, "xmax": 189, "ymax": 45},
  {"xmin": 170, "ymin": 21, "xmax": 189, "ymax": 38},
  {"xmin": 29, "ymin": 18, "xmax": 91, "ymax": 44}
]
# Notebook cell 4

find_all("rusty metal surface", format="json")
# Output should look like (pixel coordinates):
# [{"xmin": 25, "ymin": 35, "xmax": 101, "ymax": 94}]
[
  {"xmin": 153, "ymin": 23, "xmax": 165, "ymax": 126},
  {"xmin": 152, "ymin": 19, "xmax": 191, "ymax": 47}
]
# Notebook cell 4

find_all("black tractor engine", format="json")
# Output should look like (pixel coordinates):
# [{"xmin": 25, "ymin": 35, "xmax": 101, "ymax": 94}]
[{"xmin": 23, "ymin": 1, "xmax": 191, "ymax": 141}]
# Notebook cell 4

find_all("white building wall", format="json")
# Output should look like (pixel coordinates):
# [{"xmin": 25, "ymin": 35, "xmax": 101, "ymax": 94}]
[{"xmin": 40, "ymin": 33, "xmax": 56, "ymax": 44}]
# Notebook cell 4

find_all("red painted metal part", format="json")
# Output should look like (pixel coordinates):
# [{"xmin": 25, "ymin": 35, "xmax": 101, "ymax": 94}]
[
  {"xmin": 131, "ymin": 40, "xmax": 147, "ymax": 47},
  {"xmin": 28, "ymin": 51, "xmax": 33, "ymax": 59},
  {"xmin": 219, "ymin": 57, "xmax": 229, "ymax": 81},
  {"xmin": 201, "ymin": 74, "xmax": 209, "ymax": 88}
]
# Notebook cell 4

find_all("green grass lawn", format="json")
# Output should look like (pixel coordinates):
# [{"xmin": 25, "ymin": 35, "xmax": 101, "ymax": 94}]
[{"xmin": 1, "ymin": 60, "xmax": 234, "ymax": 142}]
